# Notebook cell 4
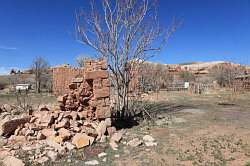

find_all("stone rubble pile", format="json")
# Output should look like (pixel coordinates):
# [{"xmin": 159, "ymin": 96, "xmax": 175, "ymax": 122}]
[
  {"xmin": 1, "ymin": 60, "xmax": 113, "ymax": 143},
  {"xmin": 0, "ymin": 60, "xmax": 128, "ymax": 164}
]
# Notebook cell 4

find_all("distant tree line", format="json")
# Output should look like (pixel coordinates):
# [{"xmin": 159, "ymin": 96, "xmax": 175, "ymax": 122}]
[{"xmin": 209, "ymin": 64, "xmax": 246, "ymax": 87}]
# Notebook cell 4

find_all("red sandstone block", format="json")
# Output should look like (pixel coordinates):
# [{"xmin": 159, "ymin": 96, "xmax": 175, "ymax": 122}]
[
  {"xmin": 104, "ymin": 98, "xmax": 110, "ymax": 106},
  {"xmin": 78, "ymin": 111, "xmax": 88, "ymax": 119},
  {"xmin": 69, "ymin": 83, "xmax": 77, "ymax": 90},
  {"xmin": 93, "ymin": 79, "xmax": 102, "ymax": 89},
  {"xmin": 94, "ymin": 87, "xmax": 109, "ymax": 99},
  {"xmin": 95, "ymin": 106, "xmax": 111, "ymax": 119},
  {"xmin": 102, "ymin": 79, "xmax": 110, "ymax": 87},
  {"xmin": 98, "ymin": 61, "xmax": 108, "ymax": 70},
  {"xmin": 89, "ymin": 99, "xmax": 106, "ymax": 107},
  {"xmin": 0, "ymin": 116, "xmax": 31, "ymax": 136},
  {"xmin": 72, "ymin": 77, "xmax": 83, "ymax": 83},
  {"xmin": 85, "ymin": 71, "xmax": 108, "ymax": 80}
]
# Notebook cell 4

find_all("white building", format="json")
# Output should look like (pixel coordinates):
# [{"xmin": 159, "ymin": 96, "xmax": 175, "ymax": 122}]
[{"xmin": 15, "ymin": 84, "xmax": 31, "ymax": 91}]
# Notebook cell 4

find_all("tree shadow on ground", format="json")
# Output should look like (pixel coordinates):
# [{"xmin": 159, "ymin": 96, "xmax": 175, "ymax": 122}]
[
  {"xmin": 113, "ymin": 101, "xmax": 193, "ymax": 130},
  {"xmin": 144, "ymin": 101, "xmax": 194, "ymax": 117}
]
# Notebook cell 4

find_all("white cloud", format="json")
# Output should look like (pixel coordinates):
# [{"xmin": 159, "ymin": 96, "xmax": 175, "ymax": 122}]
[{"xmin": 0, "ymin": 45, "xmax": 17, "ymax": 50}]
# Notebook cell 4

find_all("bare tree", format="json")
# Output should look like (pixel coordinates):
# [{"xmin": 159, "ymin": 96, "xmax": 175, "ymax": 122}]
[
  {"xmin": 210, "ymin": 64, "xmax": 245, "ymax": 87},
  {"xmin": 76, "ymin": 0, "xmax": 179, "ymax": 118},
  {"xmin": 31, "ymin": 57, "xmax": 49, "ymax": 93},
  {"xmin": 138, "ymin": 63, "xmax": 173, "ymax": 93},
  {"xmin": 179, "ymin": 70, "xmax": 195, "ymax": 82}
]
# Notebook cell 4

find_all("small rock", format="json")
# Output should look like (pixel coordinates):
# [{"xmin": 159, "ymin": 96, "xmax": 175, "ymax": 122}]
[
  {"xmin": 104, "ymin": 118, "xmax": 112, "ymax": 127},
  {"xmin": 3, "ymin": 156, "xmax": 25, "ymax": 166},
  {"xmin": 98, "ymin": 152, "xmax": 107, "ymax": 158},
  {"xmin": 144, "ymin": 141, "xmax": 157, "ymax": 147},
  {"xmin": 47, "ymin": 151, "xmax": 59, "ymax": 162},
  {"xmin": 37, "ymin": 132, "xmax": 46, "ymax": 140},
  {"xmin": 100, "ymin": 135, "xmax": 107, "ymax": 143},
  {"xmin": 0, "ymin": 150, "xmax": 11, "ymax": 160},
  {"xmin": 143, "ymin": 135, "xmax": 157, "ymax": 147},
  {"xmin": 96, "ymin": 121, "xmax": 107, "ymax": 140},
  {"xmin": 0, "ymin": 112, "xmax": 11, "ymax": 121},
  {"xmin": 107, "ymin": 127, "xmax": 116, "ymax": 136},
  {"xmin": 102, "ymin": 157, "xmax": 107, "ymax": 162},
  {"xmin": 143, "ymin": 135, "xmax": 155, "ymax": 142},
  {"xmin": 14, "ymin": 127, "xmax": 21, "ymax": 136},
  {"xmin": 72, "ymin": 133, "xmax": 95, "ymax": 149},
  {"xmin": 25, "ymin": 129, "xmax": 34, "ymax": 137},
  {"xmin": 55, "ymin": 118, "xmax": 70, "ymax": 129},
  {"xmin": 27, "ymin": 136, "xmax": 37, "ymax": 141},
  {"xmin": 22, "ymin": 145, "xmax": 33, "ymax": 151},
  {"xmin": 35, "ymin": 148, "xmax": 41, "ymax": 155},
  {"xmin": 30, "ymin": 117, "xmax": 37, "ymax": 123},
  {"xmin": 57, "ymin": 96, "xmax": 65, "ymax": 103},
  {"xmin": 58, "ymin": 128, "xmax": 71, "ymax": 141},
  {"xmin": 47, "ymin": 135, "xmax": 64, "ymax": 144},
  {"xmin": 39, "ymin": 105, "xmax": 50, "ymax": 111},
  {"xmin": 64, "ymin": 141, "xmax": 75, "ymax": 151},
  {"xmin": 35, "ymin": 156, "xmax": 49, "ymax": 164},
  {"xmin": 41, "ymin": 128, "xmax": 56, "ymax": 138},
  {"xmin": 13, "ymin": 144, "xmax": 21, "ymax": 150},
  {"xmin": 110, "ymin": 130, "xmax": 125, "ymax": 143},
  {"xmin": 0, "ymin": 137, "xmax": 7, "ymax": 147},
  {"xmin": 127, "ymin": 138, "xmax": 142, "ymax": 147},
  {"xmin": 85, "ymin": 160, "xmax": 99, "ymax": 165},
  {"xmin": 57, "ymin": 113, "xmax": 64, "ymax": 122},
  {"xmin": 2, "ymin": 104, "xmax": 12, "ymax": 112},
  {"xmin": 109, "ymin": 140, "xmax": 118, "ymax": 150},
  {"xmin": 46, "ymin": 139, "xmax": 65, "ymax": 154}
]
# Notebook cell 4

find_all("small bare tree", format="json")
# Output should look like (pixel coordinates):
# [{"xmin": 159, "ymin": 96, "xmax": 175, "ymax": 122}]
[
  {"xmin": 76, "ymin": 0, "xmax": 179, "ymax": 118},
  {"xmin": 138, "ymin": 63, "xmax": 172, "ymax": 92},
  {"xmin": 15, "ymin": 90, "xmax": 32, "ymax": 114},
  {"xmin": 179, "ymin": 70, "xmax": 195, "ymax": 82},
  {"xmin": 31, "ymin": 57, "xmax": 49, "ymax": 93}
]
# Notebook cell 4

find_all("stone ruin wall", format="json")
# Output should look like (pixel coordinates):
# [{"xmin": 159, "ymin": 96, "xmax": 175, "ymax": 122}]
[
  {"xmin": 52, "ymin": 67, "xmax": 85, "ymax": 95},
  {"xmin": 52, "ymin": 60, "xmax": 110, "ymax": 119}
]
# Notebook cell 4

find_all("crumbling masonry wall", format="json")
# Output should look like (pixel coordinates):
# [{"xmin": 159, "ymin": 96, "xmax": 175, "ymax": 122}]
[
  {"xmin": 52, "ymin": 67, "xmax": 85, "ymax": 95},
  {"xmin": 52, "ymin": 60, "xmax": 110, "ymax": 119}
]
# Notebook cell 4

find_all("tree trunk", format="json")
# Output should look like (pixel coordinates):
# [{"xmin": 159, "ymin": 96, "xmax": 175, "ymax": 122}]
[{"xmin": 38, "ymin": 81, "xmax": 41, "ymax": 93}]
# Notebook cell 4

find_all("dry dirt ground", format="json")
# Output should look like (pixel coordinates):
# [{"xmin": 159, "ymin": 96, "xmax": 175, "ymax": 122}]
[
  {"xmin": 56, "ymin": 91, "xmax": 250, "ymax": 166},
  {"xmin": 0, "ymin": 92, "xmax": 57, "ymax": 111},
  {"xmin": 1, "ymin": 91, "xmax": 250, "ymax": 166},
  {"xmin": 112, "ymin": 91, "xmax": 250, "ymax": 166}
]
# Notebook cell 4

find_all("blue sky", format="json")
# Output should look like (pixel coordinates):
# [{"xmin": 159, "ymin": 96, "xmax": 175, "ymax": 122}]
[{"xmin": 0, "ymin": 0, "xmax": 249, "ymax": 74}]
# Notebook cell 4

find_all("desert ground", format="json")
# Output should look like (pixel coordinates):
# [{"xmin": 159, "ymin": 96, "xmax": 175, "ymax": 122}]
[{"xmin": 1, "ymin": 90, "xmax": 250, "ymax": 166}]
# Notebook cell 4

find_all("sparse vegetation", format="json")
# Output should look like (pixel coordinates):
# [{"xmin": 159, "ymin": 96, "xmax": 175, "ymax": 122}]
[{"xmin": 209, "ymin": 63, "xmax": 246, "ymax": 87}]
